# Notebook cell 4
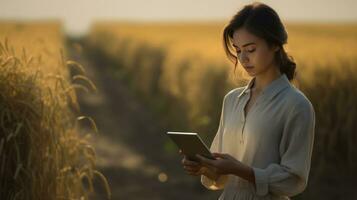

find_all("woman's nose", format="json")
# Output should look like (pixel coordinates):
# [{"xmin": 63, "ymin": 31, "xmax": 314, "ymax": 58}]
[{"xmin": 239, "ymin": 52, "xmax": 249, "ymax": 64}]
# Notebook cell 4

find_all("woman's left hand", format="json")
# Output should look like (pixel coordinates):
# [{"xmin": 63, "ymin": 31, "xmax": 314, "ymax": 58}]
[{"xmin": 195, "ymin": 153, "xmax": 245, "ymax": 176}]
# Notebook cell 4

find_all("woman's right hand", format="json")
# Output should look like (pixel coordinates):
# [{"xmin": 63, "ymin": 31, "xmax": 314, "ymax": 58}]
[
  {"xmin": 180, "ymin": 149, "xmax": 203, "ymax": 176},
  {"xmin": 179, "ymin": 149, "xmax": 219, "ymax": 181}
]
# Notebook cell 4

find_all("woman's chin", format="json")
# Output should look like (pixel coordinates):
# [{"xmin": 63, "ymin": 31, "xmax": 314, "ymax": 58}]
[{"xmin": 245, "ymin": 70, "xmax": 256, "ymax": 76}]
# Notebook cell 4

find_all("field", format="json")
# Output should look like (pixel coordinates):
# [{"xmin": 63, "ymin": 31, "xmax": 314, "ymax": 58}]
[
  {"xmin": 86, "ymin": 21, "xmax": 357, "ymax": 199},
  {"xmin": 0, "ymin": 21, "xmax": 109, "ymax": 199},
  {"xmin": 1, "ymin": 19, "xmax": 356, "ymax": 200}
]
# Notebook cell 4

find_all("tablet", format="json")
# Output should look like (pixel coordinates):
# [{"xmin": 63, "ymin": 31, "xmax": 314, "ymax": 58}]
[{"xmin": 166, "ymin": 131, "xmax": 216, "ymax": 161}]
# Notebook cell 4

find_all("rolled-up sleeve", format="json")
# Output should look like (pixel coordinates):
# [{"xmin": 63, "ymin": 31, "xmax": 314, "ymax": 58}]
[
  {"xmin": 252, "ymin": 100, "xmax": 315, "ymax": 197},
  {"xmin": 201, "ymin": 94, "xmax": 230, "ymax": 190}
]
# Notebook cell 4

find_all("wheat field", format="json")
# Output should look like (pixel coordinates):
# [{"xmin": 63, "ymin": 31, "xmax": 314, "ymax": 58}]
[
  {"xmin": 1, "ymin": 19, "xmax": 356, "ymax": 199},
  {"xmin": 87, "ymin": 21, "xmax": 357, "ymax": 199},
  {"xmin": 0, "ymin": 21, "xmax": 109, "ymax": 199}
]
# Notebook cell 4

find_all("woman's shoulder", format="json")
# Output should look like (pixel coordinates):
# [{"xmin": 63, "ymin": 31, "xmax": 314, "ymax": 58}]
[
  {"xmin": 222, "ymin": 87, "xmax": 246, "ymax": 105},
  {"xmin": 224, "ymin": 87, "xmax": 245, "ymax": 99},
  {"xmin": 283, "ymin": 85, "xmax": 315, "ymax": 114}
]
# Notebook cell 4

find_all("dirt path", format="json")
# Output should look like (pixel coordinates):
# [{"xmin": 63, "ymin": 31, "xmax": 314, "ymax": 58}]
[{"xmin": 66, "ymin": 39, "xmax": 221, "ymax": 200}]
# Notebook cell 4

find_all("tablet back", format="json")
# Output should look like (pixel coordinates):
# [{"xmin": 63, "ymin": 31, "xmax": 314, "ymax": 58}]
[{"xmin": 167, "ymin": 132, "xmax": 215, "ymax": 161}]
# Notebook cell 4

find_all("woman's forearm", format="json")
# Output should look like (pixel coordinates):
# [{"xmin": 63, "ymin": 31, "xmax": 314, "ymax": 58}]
[{"xmin": 232, "ymin": 162, "xmax": 256, "ymax": 187}]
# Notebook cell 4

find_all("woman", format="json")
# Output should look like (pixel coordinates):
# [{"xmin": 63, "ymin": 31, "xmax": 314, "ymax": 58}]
[{"xmin": 181, "ymin": 2, "xmax": 315, "ymax": 200}]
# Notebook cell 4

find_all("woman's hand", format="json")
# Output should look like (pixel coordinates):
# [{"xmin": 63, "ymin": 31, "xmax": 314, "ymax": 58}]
[
  {"xmin": 180, "ymin": 149, "xmax": 202, "ymax": 176},
  {"xmin": 195, "ymin": 153, "xmax": 246, "ymax": 176},
  {"xmin": 194, "ymin": 152, "xmax": 256, "ymax": 186},
  {"xmin": 180, "ymin": 149, "xmax": 219, "ymax": 180},
  {"xmin": 181, "ymin": 158, "xmax": 201, "ymax": 176}
]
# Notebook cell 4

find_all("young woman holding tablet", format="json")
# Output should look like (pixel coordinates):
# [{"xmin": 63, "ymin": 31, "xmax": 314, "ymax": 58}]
[{"xmin": 181, "ymin": 2, "xmax": 315, "ymax": 199}]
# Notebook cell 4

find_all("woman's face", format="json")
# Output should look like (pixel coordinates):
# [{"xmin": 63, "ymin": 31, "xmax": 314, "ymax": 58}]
[{"xmin": 232, "ymin": 28, "xmax": 279, "ymax": 77}]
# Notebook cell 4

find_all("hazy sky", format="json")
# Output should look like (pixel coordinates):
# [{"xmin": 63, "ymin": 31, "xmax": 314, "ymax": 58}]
[{"xmin": 1, "ymin": 0, "xmax": 356, "ymax": 35}]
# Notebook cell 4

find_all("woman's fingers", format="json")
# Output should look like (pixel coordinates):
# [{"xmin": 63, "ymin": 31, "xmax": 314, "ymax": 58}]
[
  {"xmin": 186, "ymin": 171, "xmax": 200, "ymax": 176},
  {"xmin": 182, "ymin": 156, "xmax": 200, "ymax": 167},
  {"xmin": 180, "ymin": 153, "xmax": 203, "ymax": 176},
  {"xmin": 184, "ymin": 166, "xmax": 202, "ymax": 176},
  {"xmin": 212, "ymin": 152, "xmax": 229, "ymax": 159},
  {"xmin": 196, "ymin": 154, "xmax": 216, "ymax": 167},
  {"xmin": 184, "ymin": 165, "xmax": 200, "ymax": 171},
  {"xmin": 182, "ymin": 156, "xmax": 201, "ymax": 174},
  {"xmin": 179, "ymin": 151, "xmax": 199, "ymax": 165}
]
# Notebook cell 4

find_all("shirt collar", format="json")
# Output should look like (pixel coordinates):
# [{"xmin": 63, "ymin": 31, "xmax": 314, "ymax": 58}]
[{"xmin": 237, "ymin": 74, "xmax": 291, "ymax": 102}]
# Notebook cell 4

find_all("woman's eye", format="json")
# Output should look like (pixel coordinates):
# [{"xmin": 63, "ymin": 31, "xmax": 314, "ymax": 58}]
[{"xmin": 236, "ymin": 49, "xmax": 255, "ymax": 55}]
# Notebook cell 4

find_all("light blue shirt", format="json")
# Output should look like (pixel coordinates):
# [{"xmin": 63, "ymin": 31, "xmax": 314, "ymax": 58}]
[{"xmin": 201, "ymin": 74, "xmax": 315, "ymax": 200}]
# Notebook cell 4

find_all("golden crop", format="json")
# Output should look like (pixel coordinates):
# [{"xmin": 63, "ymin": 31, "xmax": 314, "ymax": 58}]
[{"xmin": 0, "ymin": 21, "xmax": 109, "ymax": 200}]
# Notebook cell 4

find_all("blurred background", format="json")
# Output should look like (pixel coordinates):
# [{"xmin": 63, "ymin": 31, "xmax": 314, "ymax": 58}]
[{"xmin": 0, "ymin": 0, "xmax": 356, "ymax": 199}]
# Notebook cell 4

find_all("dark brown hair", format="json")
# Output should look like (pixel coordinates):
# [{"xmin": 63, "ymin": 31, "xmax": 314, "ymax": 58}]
[{"xmin": 223, "ymin": 2, "xmax": 296, "ymax": 81}]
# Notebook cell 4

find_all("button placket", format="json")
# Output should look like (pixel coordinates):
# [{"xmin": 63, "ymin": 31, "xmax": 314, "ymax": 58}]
[
  {"xmin": 240, "ymin": 95, "xmax": 249, "ymax": 144},
  {"xmin": 240, "ymin": 90, "xmax": 262, "ymax": 144}
]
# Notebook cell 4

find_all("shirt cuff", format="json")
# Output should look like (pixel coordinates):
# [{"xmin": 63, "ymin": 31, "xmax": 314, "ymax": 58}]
[
  {"xmin": 201, "ymin": 174, "xmax": 229, "ymax": 190},
  {"xmin": 252, "ymin": 167, "xmax": 269, "ymax": 196}
]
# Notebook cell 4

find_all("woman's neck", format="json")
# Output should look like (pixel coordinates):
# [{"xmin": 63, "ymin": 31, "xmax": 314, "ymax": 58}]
[{"xmin": 252, "ymin": 67, "xmax": 281, "ymax": 92}]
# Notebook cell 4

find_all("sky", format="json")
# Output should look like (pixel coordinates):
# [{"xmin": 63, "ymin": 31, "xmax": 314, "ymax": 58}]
[{"xmin": 0, "ymin": 0, "xmax": 356, "ymax": 35}]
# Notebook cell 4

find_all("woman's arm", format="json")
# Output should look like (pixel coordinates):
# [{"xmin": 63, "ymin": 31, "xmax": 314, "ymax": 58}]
[
  {"xmin": 197, "ymin": 153, "xmax": 256, "ymax": 186},
  {"xmin": 232, "ymin": 162, "xmax": 256, "ymax": 187},
  {"xmin": 198, "ymin": 98, "xmax": 315, "ymax": 197}
]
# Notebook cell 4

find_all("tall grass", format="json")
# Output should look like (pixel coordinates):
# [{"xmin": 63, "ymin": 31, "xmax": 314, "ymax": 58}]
[
  {"xmin": 0, "ymin": 23, "xmax": 110, "ymax": 199},
  {"xmin": 299, "ymin": 62, "xmax": 357, "ymax": 172}
]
